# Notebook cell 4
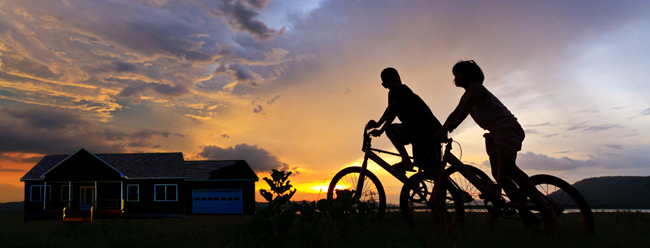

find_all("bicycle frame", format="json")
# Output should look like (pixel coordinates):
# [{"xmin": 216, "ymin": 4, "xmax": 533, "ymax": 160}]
[
  {"xmin": 355, "ymin": 129, "xmax": 409, "ymax": 195},
  {"xmin": 439, "ymin": 138, "xmax": 541, "ymax": 210},
  {"xmin": 440, "ymin": 139, "xmax": 496, "ymax": 198}
]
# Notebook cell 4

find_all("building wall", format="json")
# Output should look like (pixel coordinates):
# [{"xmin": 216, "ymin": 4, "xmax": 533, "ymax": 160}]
[{"xmin": 121, "ymin": 179, "xmax": 185, "ymax": 215}]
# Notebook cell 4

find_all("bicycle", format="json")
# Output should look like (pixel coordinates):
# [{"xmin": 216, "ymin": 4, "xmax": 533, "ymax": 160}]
[
  {"xmin": 400, "ymin": 136, "xmax": 595, "ymax": 234},
  {"xmin": 326, "ymin": 128, "xmax": 463, "ymax": 221}
]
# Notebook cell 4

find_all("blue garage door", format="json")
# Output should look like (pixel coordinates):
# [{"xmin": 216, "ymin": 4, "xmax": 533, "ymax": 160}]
[{"xmin": 193, "ymin": 189, "xmax": 243, "ymax": 214}]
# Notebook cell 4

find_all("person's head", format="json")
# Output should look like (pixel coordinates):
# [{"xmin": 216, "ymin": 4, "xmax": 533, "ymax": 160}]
[
  {"xmin": 452, "ymin": 60, "xmax": 484, "ymax": 88},
  {"xmin": 381, "ymin": 67, "xmax": 402, "ymax": 90}
]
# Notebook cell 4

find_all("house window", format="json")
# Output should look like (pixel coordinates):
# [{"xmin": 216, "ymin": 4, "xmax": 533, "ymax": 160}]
[
  {"xmin": 127, "ymin": 184, "xmax": 139, "ymax": 201},
  {"xmin": 154, "ymin": 184, "xmax": 177, "ymax": 201},
  {"xmin": 61, "ymin": 185, "xmax": 72, "ymax": 200},
  {"xmin": 30, "ymin": 185, "xmax": 51, "ymax": 202}
]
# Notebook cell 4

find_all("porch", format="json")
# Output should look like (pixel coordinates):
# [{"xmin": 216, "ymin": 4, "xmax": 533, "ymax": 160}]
[{"xmin": 39, "ymin": 181, "xmax": 126, "ymax": 222}]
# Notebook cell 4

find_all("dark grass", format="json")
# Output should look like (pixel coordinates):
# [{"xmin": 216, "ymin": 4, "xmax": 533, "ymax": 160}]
[{"xmin": 1, "ymin": 211, "xmax": 649, "ymax": 248}]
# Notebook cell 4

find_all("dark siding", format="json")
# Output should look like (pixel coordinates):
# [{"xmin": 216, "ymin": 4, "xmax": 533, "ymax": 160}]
[
  {"xmin": 184, "ymin": 181, "xmax": 256, "ymax": 215},
  {"xmin": 122, "ymin": 179, "xmax": 185, "ymax": 215},
  {"xmin": 44, "ymin": 150, "xmax": 122, "ymax": 181}
]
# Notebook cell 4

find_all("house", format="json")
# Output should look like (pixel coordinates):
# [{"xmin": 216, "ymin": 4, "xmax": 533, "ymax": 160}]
[{"xmin": 20, "ymin": 148, "xmax": 258, "ymax": 223}]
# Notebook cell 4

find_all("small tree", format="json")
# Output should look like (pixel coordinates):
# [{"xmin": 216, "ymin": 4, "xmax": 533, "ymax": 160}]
[{"xmin": 259, "ymin": 169, "xmax": 297, "ymax": 217}]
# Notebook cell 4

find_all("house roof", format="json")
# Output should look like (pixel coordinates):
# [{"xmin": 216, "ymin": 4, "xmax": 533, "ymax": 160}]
[
  {"xmin": 20, "ymin": 150, "xmax": 257, "ymax": 181},
  {"xmin": 185, "ymin": 160, "xmax": 258, "ymax": 180}
]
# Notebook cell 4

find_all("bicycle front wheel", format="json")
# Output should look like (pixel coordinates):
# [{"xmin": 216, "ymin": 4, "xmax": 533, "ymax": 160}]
[
  {"xmin": 400, "ymin": 172, "xmax": 464, "ymax": 227},
  {"xmin": 530, "ymin": 174, "xmax": 595, "ymax": 234},
  {"xmin": 327, "ymin": 167, "xmax": 386, "ymax": 220},
  {"xmin": 445, "ymin": 164, "xmax": 493, "ymax": 213}
]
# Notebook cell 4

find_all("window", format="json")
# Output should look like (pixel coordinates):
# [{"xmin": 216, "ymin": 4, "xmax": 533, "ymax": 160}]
[
  {"xmin": 127, "ymin": 184, "xmax": 139, "ymax": 201},
  {"xmin": 154, "ymin": 184, "xmax": 177, "ymax": 201},
  {"xmin": 61, "ymin": 185, "xmax": 72, "ymax": 200},
  {"xmin": 30, "ymin": 185, "xmax": 51, "ymax": 202}
]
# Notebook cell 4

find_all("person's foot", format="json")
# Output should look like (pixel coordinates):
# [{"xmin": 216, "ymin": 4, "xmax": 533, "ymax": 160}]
[{"xmin": 392, "ymin": 161, "xmax": 415, "ymax": 173}]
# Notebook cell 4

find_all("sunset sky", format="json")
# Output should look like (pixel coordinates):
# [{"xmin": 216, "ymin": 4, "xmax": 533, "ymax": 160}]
[{"xmin": 1, "ymin": 0, "xmax": 649, "ymax": 204}]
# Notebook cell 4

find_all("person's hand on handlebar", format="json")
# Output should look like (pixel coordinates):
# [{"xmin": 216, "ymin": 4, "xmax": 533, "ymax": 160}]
[{"xmin": 366, "ymin": 120, "xmax": 379, "ymax": 130}]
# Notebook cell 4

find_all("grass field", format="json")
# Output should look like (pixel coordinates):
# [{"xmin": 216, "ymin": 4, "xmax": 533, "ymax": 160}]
[{"xmin": 1, "ymin": 211, "xmax": 649, "ymax": 248}]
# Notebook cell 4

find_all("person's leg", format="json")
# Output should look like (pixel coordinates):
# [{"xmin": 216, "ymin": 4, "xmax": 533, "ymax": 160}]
[
  {"xmin": 485, "ymin": 135, "xmax": 519, "ymax": 201},
  {"xmin": 385, "ymin": 124, "xmax": 414, "ymax": 171},
  {"xmin": 496, "ymin": 144, "xmax": 557, "ymax": 231}
]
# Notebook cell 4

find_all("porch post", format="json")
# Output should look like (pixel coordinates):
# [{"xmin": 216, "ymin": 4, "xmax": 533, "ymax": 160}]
[
  {"xmin": 43, "ymin": 181, "xmax": 46, "ymax": 210},
  {"xmin": 120, "ymin": 181, "xmax": 124, "ymax": 210},
  {"xmin": 94, "ymin": 181, "xmax": 97, "ymax": 208},
  {"xmin": 68, "ymin": 181, "xmax": 71, "ymax": 202}
]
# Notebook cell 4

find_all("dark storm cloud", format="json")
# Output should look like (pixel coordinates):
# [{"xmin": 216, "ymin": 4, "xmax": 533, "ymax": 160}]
[
  {"xmin": 102, "ymin": 129, "xmax": 185, "ymax": 141},
  {"xmin": 198, "ymin": 143, "xmax": 290, "ymax": 172},
  {"xmin": 211, "ymin": 0, "xmax": 277, "ymax": 39},
  {"xmin": 117, "ymin": 81, "xmax": 190, "ymax": 98},
  {"xmin": 1, "ymin": 107, "xmax": 89, "ymax": 130},
  {"xmin": 0, "ymin": 122, "xmax": 124, "ymax": 155}
]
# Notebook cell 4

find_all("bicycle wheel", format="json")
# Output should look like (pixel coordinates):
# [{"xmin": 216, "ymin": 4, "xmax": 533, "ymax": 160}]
[
  {"xmin": 400, "ymin": 172, "xmax": 464, "ymax": 227},
  {"xmin": 529, "ymin": 174, "xmax": 595, "ymax": 234},
  {"xmin": 327, "ymin": 167, "xmax": 386, "ymax": 220},
  {"xmin": 445, "ymin": 164, "xmax": 493, "ymax": 213}
]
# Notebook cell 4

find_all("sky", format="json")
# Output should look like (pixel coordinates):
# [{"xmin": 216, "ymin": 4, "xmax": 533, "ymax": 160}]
[{"xmin": 0, "ymin": 0, "xmax": 649, "ymax": 204}]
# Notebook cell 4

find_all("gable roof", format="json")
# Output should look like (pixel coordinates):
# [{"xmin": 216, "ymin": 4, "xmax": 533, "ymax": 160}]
[
  {"xmin": 40, "ymin": 148, "xmax": 125, "ymax": 179},
  {"xmin": 185, "ymin": 160, "xmax": 258, "ymax": 181}
]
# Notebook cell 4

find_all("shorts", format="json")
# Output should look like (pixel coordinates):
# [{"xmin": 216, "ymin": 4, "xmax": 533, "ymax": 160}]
[
  {"xmin": 385, "ymin": 123, "xmax": 441, "ymax": 169},
  {"xmin": 484, "ymin": 121, "xmax": 525, "ymax": 151}
]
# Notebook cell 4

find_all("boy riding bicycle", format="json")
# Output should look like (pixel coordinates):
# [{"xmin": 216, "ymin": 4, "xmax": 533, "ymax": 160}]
[
  {"xmin": 366, "ymin": 67, "xmax": 443, "ymax": 173},
  {"xmin": 436, "ymin": 60, "xmax": 558, "ymax": 231}
]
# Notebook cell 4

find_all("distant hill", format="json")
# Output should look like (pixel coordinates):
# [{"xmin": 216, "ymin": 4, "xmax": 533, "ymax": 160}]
[
  {"xmin": 0, "ymin": 201, "xmax": 23, "ymax": 213},
  {"xmin": 572, "ymin": 176, "xmax": 650, "ymax": 208}
]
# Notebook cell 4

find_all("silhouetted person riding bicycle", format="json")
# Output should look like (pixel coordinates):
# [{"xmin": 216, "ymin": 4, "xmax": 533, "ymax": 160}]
[
  {"xmin": 435, "ymin": 60, "xmax": 559, "ymax": 231},
  {"xmin": 366, "ymin": 67, "xmax": 442, "ymax": 174}
]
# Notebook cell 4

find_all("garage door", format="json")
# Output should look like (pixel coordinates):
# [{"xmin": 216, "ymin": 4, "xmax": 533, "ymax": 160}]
[{"xmin": 193, "ymin": 189, "xmax": 243, "ymax": 214}]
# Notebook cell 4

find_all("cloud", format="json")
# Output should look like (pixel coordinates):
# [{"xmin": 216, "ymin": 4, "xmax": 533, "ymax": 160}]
[
  {"xmin": 198, "ymin": 143, "xmax": 290, "ymax": 172},
  {"xmin": 1, "ymin": 107, "xmax": 90, "ymax": 130},
  {"xmin": 605, "ymin": 144, "xmax": 623, "ymax": 150},
  {"xmin": 0, "ymin": 166, "xmax": 25, "ymax": 172},
  {"xmin": 567, "ymin": 122, "xmax": 621, "ymax": 132},
  {"xmin": 266, "ymin": 95, "xmax": 281, "ymax": 104},
  {"xmin": 642, "ymin": 108, "xmax": 650, "ymax": 116},
  {"xmin": 509, "ymin": 151, "xmax": 598, "ymax": 171},
  {"xmin": 116, "ymin": 81, "xmax": 190, "ymax": 98},
  {"xmin": 524, "ymin": 129, "xmax": 539, "ymax": 134},
  {"xmin": 0, "ymin": 184, "xmax": 23, "ymax": 203},
  {"xmin": 253, "ymin": 105, "xmax": 263, "ymax": 113},
  {"xmin": 210, "ymin": 0, "xmax": 278, "ymax": 39}
]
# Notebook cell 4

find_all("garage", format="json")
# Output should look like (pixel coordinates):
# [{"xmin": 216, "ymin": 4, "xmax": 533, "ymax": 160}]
[{"xmin": 192, "ymin": 189, "xmax": 243, "ymax": 214}]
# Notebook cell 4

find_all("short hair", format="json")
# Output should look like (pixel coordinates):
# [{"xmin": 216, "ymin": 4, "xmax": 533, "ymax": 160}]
[
  {"xmin": 381, "ymin": 67, "xmax": 401, "ymax": 82},
  {"xmin": 452, "ymin": 60, "xmax": 484, "ymax": 84}
]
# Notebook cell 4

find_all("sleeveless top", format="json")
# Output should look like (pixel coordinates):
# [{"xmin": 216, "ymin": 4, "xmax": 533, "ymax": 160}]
[{"xmin": 469, "ymin": 87, "xmax": 517, "ymax": 131}]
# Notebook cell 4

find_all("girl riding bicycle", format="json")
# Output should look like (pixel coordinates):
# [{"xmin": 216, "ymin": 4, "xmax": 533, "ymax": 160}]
[{"xmin": 436, "ymin": 60, "xmax": 558, "ymax": 231}]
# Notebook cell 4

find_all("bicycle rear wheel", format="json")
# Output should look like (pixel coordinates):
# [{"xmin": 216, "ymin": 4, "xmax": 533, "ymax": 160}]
[
  {"xmin": 530, "ymin": 174, "xmax": 595, "ymax": 234},
  {"xmin": 327, "ymin": 167, "xmax": 386, "ymax": 220},
  {"xmin": 400, "ymin": 172, "xmax": 464, "ymax": 227}
]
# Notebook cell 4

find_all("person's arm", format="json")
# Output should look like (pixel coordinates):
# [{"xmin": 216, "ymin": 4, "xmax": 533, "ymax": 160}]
[
  {"xmin": 441, "ymin": 83, "xmax": 484, "ymax": 133},
  {"xmin": 368, "ymin": 100, "xmax": 400, "ymax": 137}
]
